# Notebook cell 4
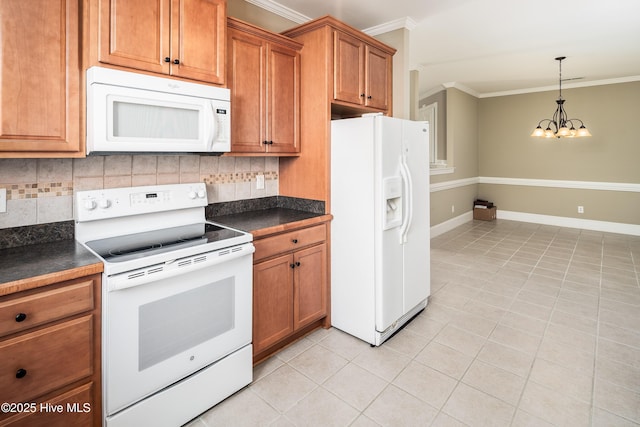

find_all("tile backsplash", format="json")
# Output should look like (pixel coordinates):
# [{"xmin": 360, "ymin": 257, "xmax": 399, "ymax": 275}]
[{"xmin": 0, "ymin": 155, "xmax": 278, "ymax": 229}]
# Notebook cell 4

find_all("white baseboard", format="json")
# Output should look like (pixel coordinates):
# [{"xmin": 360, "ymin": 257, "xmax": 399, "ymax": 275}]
[
  {"xmin": 430, "ymin": 211, "xmax": 473, "ymax": 238},
  {"xmin": 497, "ymin": 210, "xmax": 640, "ymax": 236}
]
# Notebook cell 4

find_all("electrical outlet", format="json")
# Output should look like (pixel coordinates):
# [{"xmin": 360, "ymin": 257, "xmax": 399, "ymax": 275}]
[
  {"xmin": 0, "ymin": 188, "xmax": 6, "ymax": 213},
  {"xmin": 256, "ymin": 174, "xmax": 265, "ymax": 190},
  {"xmin": 578, "ymin": 205, "xmax": 584, "ymax": 214}
]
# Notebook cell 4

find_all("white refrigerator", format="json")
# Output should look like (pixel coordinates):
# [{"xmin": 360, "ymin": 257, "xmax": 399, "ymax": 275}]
[{"xmin": 330, "ymin": 114, "xmax": 430, "ymax": 346}]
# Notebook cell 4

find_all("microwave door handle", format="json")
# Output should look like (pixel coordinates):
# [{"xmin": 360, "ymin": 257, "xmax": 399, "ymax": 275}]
[{"xmin": 204, "ymin": 101, "xmax": 218, "ymax": 150}]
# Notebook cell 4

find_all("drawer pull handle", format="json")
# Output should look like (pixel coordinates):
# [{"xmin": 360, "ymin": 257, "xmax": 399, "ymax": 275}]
[
  {"xmin": 15, "ymin": 313, "xmax": 27, "ymax": 322},
  {"xmin": 15, "ymin": 369, "xmax": 27, "ymax": 379},
  {"xmin": 292, "ymin": 239, "xmax": 298, "ymax": 244}
]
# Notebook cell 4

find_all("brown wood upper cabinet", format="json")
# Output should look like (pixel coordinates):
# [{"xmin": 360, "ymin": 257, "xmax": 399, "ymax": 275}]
[
  {"xmin": 227, "ymin": 18, "xmax": 301, "ymax": 155},
  {"xmin": 334, "ymin": 30, "xmax": 392, "ymax": 111},
  {"xmin": 0, "ymin": 0, "xmax": 82, "ymax": 158},
  {"xmin": 95, "ymin": 0, "xmax": 226, "ymax": 85}
]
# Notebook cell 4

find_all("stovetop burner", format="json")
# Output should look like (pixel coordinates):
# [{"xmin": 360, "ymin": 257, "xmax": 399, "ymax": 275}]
[{"xmin": 85, "ymin": 222, "xmax": 243, "ymax": 263}]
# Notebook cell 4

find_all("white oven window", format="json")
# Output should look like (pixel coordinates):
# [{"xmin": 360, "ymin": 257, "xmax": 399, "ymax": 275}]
[
  {"xmin": 138, "ymin": 277, "xmax": 235, "ymax": 371},
  {"xmin": 113, "ymin": 100, "xmax": 200, "ymax": 140}
]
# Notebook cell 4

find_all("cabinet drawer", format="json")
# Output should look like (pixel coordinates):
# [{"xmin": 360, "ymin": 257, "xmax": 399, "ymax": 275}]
[
  {"xmin": 0, "ymin": 279, "xmax": 95, "ymax": 338},
  {"xmin": 0, "ymin": 315, "xmax": 93, "ymax": 404},
  {"xmin": 254, "ymin": 224, "xmax": 326, "ymax": 262}
]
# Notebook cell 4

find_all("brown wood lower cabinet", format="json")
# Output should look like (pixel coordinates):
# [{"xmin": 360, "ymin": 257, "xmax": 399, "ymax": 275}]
[
  {"xmin": 252, "ymin": 223, "xmax": 328, "ymax": 363},
  {"xmin": 0, "ymin": 275, "xmax": 101, "ymax": 427}
]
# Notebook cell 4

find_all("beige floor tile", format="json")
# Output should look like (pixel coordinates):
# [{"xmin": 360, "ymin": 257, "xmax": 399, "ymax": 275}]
[
  {"xmin": 284, "ymin": 387, "xmax": 359, "ymax": 427},
  {"xmin": 348, "ymin": 415, "xmax": 382, "ymax": 427},
  {"xmin": 554, "ymin": 298, "xmax": 599, "ymax": 320},
  {"xmin": 275, "ymin": 337, "xmax": 315, "ymax": 362},
  {"xmin": 323, "ymin": 363, "xmax": 387, "ymax": 411},
  {"xmin": 529, "ymin": 358, "xmax": 593, "ymax": 403},
  {"xmin": 352, "ymin": 345, "xmax": 411, "ymax": 382},
  {"xmin": 364, "ymin": 385, "xmax": 438, "ymax": 426},
  {"xmin": 596, "ymin": 357, "xmax": 640, "ymax": 393},
  {"xmin": 253, "ymin": 355, "xmax": 285, "ymax": 382},
  {"xmin": 415, "ymin": 341, "xmax": 474, "ymax": 379},
  {"xmin": 288, "ymin": 344, "xmax": 348, "ymax": 384},
  {"xmin": 549, "ymin": 309, "xmax": 598, "ymax": 336},
  {"xmin": 536, "ymin": 336, "xmax": 595, "ymax": 375},
  {"xmin": 447, "ymin": 312, "xmax": 498, "ymax": 338},
  {"xmin": 510, "ymin": 410, "xmax": 554, "ymax": 427},
  {"xmin": 598, "ymin": 338, "xmax": 640, "ymax": 370},
  {"xmin": 490, "ymin": 324, "xmax": 541, "ymax": 355},
  {"xmin": 434, "ymin": 324, "xmax": 486, "ymax": 357},
  {"xmin": 250, "ymin": 365, "xmax": 317, "ymax": 412},
  {"xmin": 404, "ymin": 312, "xmax": 446, "ymax": 340},
  {"xmin": 594, "ymin": 379, "xmax": 640, "ymax": 423},
  {"xmin": 461, "ymin": 360, "xmax": 526, "ymax": 406},
  {"xmin": 199, "ymin": 389, "xmax": 280, "ymax": 427},
  {"xmin": 383, "ymin": 327, "xmax": 431, "ymax": 358},
  {"xmin": 442, "ymin": 382, "xmax": 515, "ymax": 427},
  {"xmin": 599, "ymin": 322, "xmax": 640, "ymax": 349},
  {"xmin": 392, "ymin": 361, "xmax": 457, "ymax": 409},
  {"xmin": 429, "ymin": 411, "xmax": 468, "ymax": 427},
  {"xmin": 544, "ymin": 323, "xmax": 597, "ymax": 355},
  {"xmin": 592, "ymin": 407, "xmax": 640, "ymax": 427},
  {"xmin": 477, "ymin": 341, "xmax": 534, "ymax": 378},
  {"xmin": 500, "ymin": 311, "xmax": 548, "ymax": 336},
  {"xmin": 317, "ymin": 329, "xmax": 369, "ymax": 361},
  {"xmin": 519, "ymin": 380, "xmax": 591, "ymax": 426}
]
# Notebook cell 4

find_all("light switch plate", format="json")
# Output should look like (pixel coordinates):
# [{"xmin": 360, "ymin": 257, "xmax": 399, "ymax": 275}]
[
  {"xmin": 0, "ymin": 188, "xmax": 6, "ymax": 213},
  {"xmin": 256, "ymin": 174, "xmax": 265, "ymax": 190}
]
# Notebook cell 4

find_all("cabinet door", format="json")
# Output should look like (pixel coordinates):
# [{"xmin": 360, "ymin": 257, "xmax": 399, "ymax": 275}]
[
  {"xmin": 267, "ymin": 43, "xmax": 300, "ymax": 153},
  {"xmin": 171, "ymin": 0, "xmax": 226, "ymax": 84},
  {"xmin": 253, "ymin": 254, "xmax": 294, "ymax": 354},
  {"xmin": 0, "ymin": 0, "xmax": 81, "ymax": 154},
  {"xmin": 365, "ymin": 45, "xmax": 391, "ymax": 111},
  {"xmin": 333, "ymin": 31, "xmax": 364, "ymax": 105},
  {"xmin": 227, "ymin": 28, "xmax": 266, "ymax": 153},
  {"xmin": 98, "ymin": 0, "xmax": 171, "ymax": 74},
  {"xmin": 293, "ymin": 244, "xmax": 327, "ymax": 330}
]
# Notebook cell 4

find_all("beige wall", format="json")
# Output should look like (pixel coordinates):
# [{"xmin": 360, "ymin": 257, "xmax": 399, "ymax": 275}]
[
  {"xmin": 375, "ymin": 28, "xmax": 410, "ymax": 119},
  {"xmin": 478, "ymin": 81, "xmax": 640, "ymax": 225},
  {"xmin": 227, "ymin": 0, "xmax": 297, "ymax": 31},
  {"xmin": 428, "ymin": 88, "xmax": 479, "ymax": 226}
]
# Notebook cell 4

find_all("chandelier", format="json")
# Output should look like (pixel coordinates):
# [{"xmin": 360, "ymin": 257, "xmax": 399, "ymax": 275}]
[{"xmin": 531, "ymin": 56, "xmax": 591, "ymax": 138}]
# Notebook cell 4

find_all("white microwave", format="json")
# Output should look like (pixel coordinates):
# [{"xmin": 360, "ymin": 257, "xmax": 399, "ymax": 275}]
[{"xmin": 86, "ymin": 67, "xmax": 230, "ymax": 154}]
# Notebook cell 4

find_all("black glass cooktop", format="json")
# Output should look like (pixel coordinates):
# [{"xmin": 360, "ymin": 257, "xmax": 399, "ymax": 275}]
[{"xmin": 85, "ymin": 223, "xmax": 243, "ymax": 263}]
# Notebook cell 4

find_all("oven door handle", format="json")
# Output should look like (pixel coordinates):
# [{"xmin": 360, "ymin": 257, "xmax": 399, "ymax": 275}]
[{"xmin": 108, "ymin": 243, "xmax": 255, "ymax": 291}]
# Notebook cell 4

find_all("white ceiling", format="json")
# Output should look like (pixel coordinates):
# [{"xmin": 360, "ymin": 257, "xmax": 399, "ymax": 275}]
[{"xmin": 248, "ymin": 0, "xmax": 640, "ymax": 97}]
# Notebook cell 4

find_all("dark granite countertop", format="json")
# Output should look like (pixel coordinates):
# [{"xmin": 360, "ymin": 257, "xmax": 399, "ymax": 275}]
[
  {"xmin": 0, "ymin": 240, "xmax": 103, "ymax": 296},
  {"xmin": 212, "ymin": 208, "xmax": 332, "ymax": 238}
]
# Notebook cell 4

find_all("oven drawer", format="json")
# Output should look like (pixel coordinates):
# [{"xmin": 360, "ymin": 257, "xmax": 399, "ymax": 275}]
[
  {"xmin": 0, "ymin": 278, "xmax": 95, "ymax": 338},
  {"xmin": 0, "ymin": 315, "xmax": 93, "ymax": 404},
  {"xmin": 254, "ymin": 224, "xmax": 326, "ymax": 262}
]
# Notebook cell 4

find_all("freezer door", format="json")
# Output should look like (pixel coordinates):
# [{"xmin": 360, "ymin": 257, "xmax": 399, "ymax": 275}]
[{"xmin": 375, "ymin": 117, "xmax": 404, "ymax": 332}]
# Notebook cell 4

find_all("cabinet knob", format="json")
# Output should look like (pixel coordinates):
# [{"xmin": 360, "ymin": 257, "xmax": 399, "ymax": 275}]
[
  {"xmin": 15, "ymin": 313, "xmax": 27, "ymax": 322},
  {"xmin": 173, "ymin": 59, "xmax": 180, "ymax": 65},
  {"xmin": 268, "ymin": 141, "xmax": 274, "ymax": 145},
  {"xmin": 292, "ymin": 239, "xmax": 298, "ymax": 244},
  {"xmin": 295, "ymin": 261, "xmax": 301, "ymax": 267},
  {"xmin": 15, "ymin": 369, "xmax": 27, "ymax": 379},
  {"xmin": 290, "ymin": 263, "xmax": 295, "ymax": 269},
  {"xmin": 164, "ymin": 57, "xmax": 170, "ymax": 63},
  {"xmin": 263, "ymin": 140, "xmax": 269, "ymax": 145},
  {"xmin": 360, "ymin": 93, "xmax": 365, "ymax": 98},
  {"xmin": 367, "ymin": 95, "xmax": 372, "ymax": 99}
]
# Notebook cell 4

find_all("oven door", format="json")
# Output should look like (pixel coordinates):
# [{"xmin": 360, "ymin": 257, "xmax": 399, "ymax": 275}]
[{"xmin": 104, "ymin": 244, "xmax": 253, "ymax": 416}]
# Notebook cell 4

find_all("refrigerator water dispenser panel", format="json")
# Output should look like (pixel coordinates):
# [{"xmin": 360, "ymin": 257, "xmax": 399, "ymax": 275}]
[{"xmin": 383, "ymin": 176, "xmax": 402, "ymax": 230}]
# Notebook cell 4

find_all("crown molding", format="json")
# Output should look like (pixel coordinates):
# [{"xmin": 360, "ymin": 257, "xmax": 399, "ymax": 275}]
[
  {"xmin": 479, "ymin": 75, "xmax": 640, "ymax": 98},
  {"xmin": 244, "ymin": 0, "xmax": 310, "ymax": 24},
  {"xmin": 363, "ymin": 17, "xmax": 416, "ymax": 36},
  {"xmin": 442, "ymin": 82, "xmax": 480, "ymax": 98}
]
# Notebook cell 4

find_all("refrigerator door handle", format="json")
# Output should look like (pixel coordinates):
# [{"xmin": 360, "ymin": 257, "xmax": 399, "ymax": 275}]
[{"xmin": 398, "ymin": 156, "xmax": 413, "ymax": 244}]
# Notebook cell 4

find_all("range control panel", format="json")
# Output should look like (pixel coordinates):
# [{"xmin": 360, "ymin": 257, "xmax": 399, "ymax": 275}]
[{"xmin": 75, "ymin": 183, "xmax": 208, "ymax": 222}]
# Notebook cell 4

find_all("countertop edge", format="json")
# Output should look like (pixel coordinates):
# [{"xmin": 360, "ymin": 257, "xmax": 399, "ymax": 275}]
[
  {"xmin": 0, "ymin": 262, "xmax": 104, "ymax": 297},
  {"xmin": 250, "ymin": 214, "xmax": 333, "ymax": 239}
]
